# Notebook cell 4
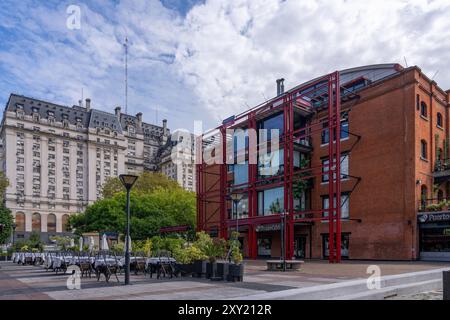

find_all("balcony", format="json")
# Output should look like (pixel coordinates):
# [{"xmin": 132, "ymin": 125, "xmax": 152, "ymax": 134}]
[
  {"xmin": 433, "ymin": 160, "xmax": 450, "ymax": 183},
  {"xmin": 418, "ymin": 197, "xmax": 450, "ymax": 213}
]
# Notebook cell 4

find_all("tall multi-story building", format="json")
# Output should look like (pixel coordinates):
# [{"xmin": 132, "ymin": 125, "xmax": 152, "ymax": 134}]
[
  {"xmin": 159, "ymin": 130, "xmax": 196, "ymax": 192},
  {"xmin": 197, "ymin": 63, "xmax": 450, "ymax": 262},
  {"xmin": 0, "ymin": 95, "xmax": 170, "ymax": 242}
]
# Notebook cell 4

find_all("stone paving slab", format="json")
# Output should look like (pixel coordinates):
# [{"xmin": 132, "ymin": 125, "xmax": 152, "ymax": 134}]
[{"xmin": 2, "ymin": 260, "xmax": 449, "ymax": 300}]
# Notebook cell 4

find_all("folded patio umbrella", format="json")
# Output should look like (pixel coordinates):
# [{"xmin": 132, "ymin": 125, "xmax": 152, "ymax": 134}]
[
  {"xmin": 102, "ymin": 234, "xmax": 109, "ymax": 251},
  {"xmin": 70, "ymin": 238, "xmax": 75, "ymax": 248},
  {"xmin": 89, "ymin": 236, "xmax": 94, "ymax": 251},
  {"xmin": 79, "ymin": 237, "xmax": 83, "ymax": 252}
]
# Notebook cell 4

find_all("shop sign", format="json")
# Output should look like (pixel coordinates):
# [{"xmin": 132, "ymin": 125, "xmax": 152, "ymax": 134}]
[
  {"xmin": 256, "ymin": 223, "xmax": 281, "ymax": 232},
  {"xmin": 418, "ymin": 212, "xmax": 450, "ymax": 224}
]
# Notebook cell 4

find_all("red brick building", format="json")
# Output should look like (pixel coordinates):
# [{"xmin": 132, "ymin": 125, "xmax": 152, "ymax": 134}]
[{"xmin": 196, "ymin": 64, "xmax": 450, "ymax": 261}]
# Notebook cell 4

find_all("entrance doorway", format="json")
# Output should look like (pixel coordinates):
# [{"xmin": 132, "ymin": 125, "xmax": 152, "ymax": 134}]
[{"xmin": 295, "ymin": 236, "xmax": 306, "ymax": 258}]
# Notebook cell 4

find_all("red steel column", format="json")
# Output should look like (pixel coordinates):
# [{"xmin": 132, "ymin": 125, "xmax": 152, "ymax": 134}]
[
  {"xmin": 334, "ymin": 71, "xmax": 342, "ymax": 263},
  {"xmin": 220, "ymin": 127, "xmax": 228, "ymax": 239},
  {"xmin": 327, "ymin": 75, "xmax": 335, "ymax": 263},
  {"xmin": 287, "ymin": 93, "xmax": 295, "ymax": 259}
]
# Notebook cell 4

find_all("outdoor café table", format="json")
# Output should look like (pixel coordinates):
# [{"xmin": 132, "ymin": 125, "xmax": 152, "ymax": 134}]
[
  {"xmin": 94, "ymin": 258, "xmax": 123, "ymax": 268},
  {"xmin": 145, "ymin": 257, "xmax": 176, "ymax": 269},
  {"xmin": 52, "ymin": 256, "xmax": 75, "ymax": 269}
]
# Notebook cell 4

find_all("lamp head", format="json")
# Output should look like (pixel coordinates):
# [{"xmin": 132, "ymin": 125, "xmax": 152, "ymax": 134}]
[
  {"xmin": 119, "ymin": 174, "xmax": 139, "ymax": 190},
  {"xmin": 230, "ymin": 193, "xmax": 244, "ymax": 202}
]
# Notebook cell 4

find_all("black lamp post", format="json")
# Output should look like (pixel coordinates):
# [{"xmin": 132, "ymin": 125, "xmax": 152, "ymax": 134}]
[
  {"xmin": 11, "ymin": 223, "xmax": 17, "ymax": 247},
  {"xmin": 119, "ymin": 174, "xmax": 138, "ymax": 285},
  {"xmin": 230, "ymin": 193, "xmax": 243, "ymax": 240}
]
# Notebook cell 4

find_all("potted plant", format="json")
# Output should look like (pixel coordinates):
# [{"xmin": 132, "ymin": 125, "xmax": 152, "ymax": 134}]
[
  {"xmin": 174, "ymin": 245, "xmax": 205, "ymax": 277},
  {"xmin": 192, "ymin": 232, "xmax": 213, "ymax": 278},
  {"xmin": 227, "ymin": 237, "xmax": 244, "ymax": 282},
  {"xmin": 204, "ymin": 238, "xmax": 227, "ymax": 280}
]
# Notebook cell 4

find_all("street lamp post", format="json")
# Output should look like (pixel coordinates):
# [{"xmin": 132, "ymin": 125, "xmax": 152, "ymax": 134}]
[
  {"xmin": 12, "ymin": 223, "xmax": 16, "ymax": 247},
  {"xmin": 230, "ymin": 193, "xmax": 244, "ymax": 240},
  {"xmin": 119, "ymin": 174, "xmax": 138, "ymax": 285}
]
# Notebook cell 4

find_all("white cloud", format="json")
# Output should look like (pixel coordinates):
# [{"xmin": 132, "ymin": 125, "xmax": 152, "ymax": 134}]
[
  {"xmin": 0, "ymin": 0, "xmax": 449, "ymax": 131},
  {"xmin": 175, "ymin": 0, "xmax": 450, "ymax": 121}
]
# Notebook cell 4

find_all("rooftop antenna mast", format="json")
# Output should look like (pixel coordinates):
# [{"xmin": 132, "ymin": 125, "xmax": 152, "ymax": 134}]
[{"xmin": 124, "ymin": 37, "xmax": 129, "ymax": 115}]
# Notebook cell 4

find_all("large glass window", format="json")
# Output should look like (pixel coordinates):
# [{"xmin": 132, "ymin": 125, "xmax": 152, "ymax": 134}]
[
  {"xmin": 234, "ymin": 161, "xmax": 248, "ymax": 186},
  {"xmin": 15, "ymin": 212, "xmax": 25, "ymax": 232},
  {"xmin": 258, "ymin": 112, "xmax": 284, "ymax": 142},
  {"xmin": 259, "ymin": 148, "xmax": 284, "ymax": 177},
  {"xmin": 32, "ymin": 213, "xmax": 41, "ymax": 232},
  {"xmin": 231, "ymin": 195, "xmax": 249, "ymax": 219},
  {"xmin": 258, "ymin": 187, "xmax": 284, "ymax": 216},
  {"xmin": 47, "ymin": 214, "xmax": 56, "ymax": 233}
]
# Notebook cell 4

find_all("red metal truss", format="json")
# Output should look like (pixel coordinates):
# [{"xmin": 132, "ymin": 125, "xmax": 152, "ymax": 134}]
[{"xmin": 197, "ymin": 71, "xmax": 343, "ymax": 263}]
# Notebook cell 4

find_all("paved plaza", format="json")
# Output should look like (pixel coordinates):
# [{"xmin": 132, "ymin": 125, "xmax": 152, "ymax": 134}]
[{"xmin": 0, "ymin": 260, "xmax": 448, "ymax": 300}]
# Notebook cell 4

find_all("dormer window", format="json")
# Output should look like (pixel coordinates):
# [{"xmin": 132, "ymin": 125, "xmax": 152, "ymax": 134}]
[
  {"xmin": 128, "ymin": 125, "xmax": 135, "ymax": 136},
  {"xmin": 47, "ymin": 111, "xmax": 55, "ymax": 124},
  {"xmin": 31, "ymin": 107, "xmax": 40, "ymax": 122},
  {"xmin": 16, "ymin": 104, "xmax": 24, "ymax": 119},
  {"xmin": 76, "ymin": 117, "xmax": 83, "ymax": 129}
]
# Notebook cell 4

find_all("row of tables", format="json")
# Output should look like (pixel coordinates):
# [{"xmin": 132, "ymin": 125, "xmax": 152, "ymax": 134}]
[{"xmin": 12, "ymin": 252, "xmax": 176, "ymax": 269}]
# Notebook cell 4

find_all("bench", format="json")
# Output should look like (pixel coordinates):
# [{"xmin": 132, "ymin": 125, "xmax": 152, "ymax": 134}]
[{"xmin": 266, "ymin": 260, "xmax": 304, "ymax": 271}]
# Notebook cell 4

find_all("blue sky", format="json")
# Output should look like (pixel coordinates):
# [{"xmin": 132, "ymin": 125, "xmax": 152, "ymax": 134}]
[{"xmin": 1, "ymin": 0, "xmax": 450, "ymax": 132}]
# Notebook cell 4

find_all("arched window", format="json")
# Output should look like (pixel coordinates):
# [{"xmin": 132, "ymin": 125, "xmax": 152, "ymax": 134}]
[
  {"xmin": 421, "ymin": 102, "xmax": 428, "ymax": 118},
  {"xmin": 32, "ymin": 213, "xmax": 41, "ymax": 232},
  {"xmin": 438, "ymin": 190, "xmax": 444, "ymax": 202},
  {"xmin": 421, "ymin": 140, "xmax": 428, "ymax": 159},
  {"xmin": 47, "ymin": 214, "xmax": 56, "ymax": 233},
  {"xmin": 437, "ymin": 113, "xmax": 443, "ymax": 128},
  {"xmin": 62, "ymin": 214, "xmax": 70, "ymax": 232},
  {"xmin": 421, "ymin": 185, "xmax": 428, "ymax": 208},
  {"xmin": 15, "ymin": 212, "xmax": 25, "ymax": 232}
]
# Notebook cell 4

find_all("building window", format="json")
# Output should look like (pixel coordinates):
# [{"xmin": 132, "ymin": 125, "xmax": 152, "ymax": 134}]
[
  {"xmin": 421, "ymin": 102, "xmax": 428, "ymax": 118},
  {"xmin": 32, "ymin": 213, "xmax": 41, "ymax": 232},
  {"xmin": 416, "ymin": 94, "xmax": 420, "ymax": 111},
  {"xmin": 257, "ymin": 187, "xmax": 284, "ymax": 216},
  {"xmin": 437, "ymin": 113, "xmax": 443, "ymax": 128},
  {"xmin": 230, "ymin": 194, "xmax": 249, "ymax": 219},
  {"xmin": 322, "ymin": 193, "xmax": 350, "ymax": 219},
  {"xmin": 47, "ymin": 214, "xmax": 57, "ymax": 233},
  {"xmin": 15, "ymin": 212, "xmax": 25, "ymax": 232},
  {"xmin": 322, "ymin": 120, "xmax": 349, "ymax": 144},
  {"xmin": 322, "ymin": 155, "xmax": 349, "ymax": 183},
  {"xmin": 421, "ymin": 185, "xmax": 428, "ymax": 209},
  {"xmin": 323, "ymin": 233, "xmax": 350, "ymax": 258},
  {"xmin": 421, "ymin": 140, "xmax": 428, "ymax": 160}
]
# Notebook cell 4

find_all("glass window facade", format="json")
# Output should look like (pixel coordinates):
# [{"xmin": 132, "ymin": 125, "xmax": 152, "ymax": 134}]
[
  {"xmin": 231, "ymin": 194, "xmax": 249, "ymax": 219},
  {"xmin": 234, "ymin": 161, "xmax": 248, "ymax": 186},
  {"xmin": 258, "ymin": 187, "xmax": 284, "ymax": 216}
]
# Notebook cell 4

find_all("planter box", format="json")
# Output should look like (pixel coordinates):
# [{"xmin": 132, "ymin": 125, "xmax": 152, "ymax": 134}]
[
  {"xmin": 227, "ymin": 264, "xmax": 244, "ymax": 282},
  {"xmin": 179, "ymin": 263, "xmax": 194, "ymax": 276},
  {"xmin": 216, "ymin": 262, "xmax": 230, "ymax": 281},
  {"xmin": 193, "ymin": 260, "xmax": 207, "ymax": 278},
  {"xmin": 206, "ymin": 262, "xmax": 217, "ymax": 279}
]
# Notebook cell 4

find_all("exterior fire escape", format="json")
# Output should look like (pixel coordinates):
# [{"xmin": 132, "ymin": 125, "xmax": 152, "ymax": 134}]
[{"xmin": 197, "ymin": 71, "xmax": 359, "ymax": 263}]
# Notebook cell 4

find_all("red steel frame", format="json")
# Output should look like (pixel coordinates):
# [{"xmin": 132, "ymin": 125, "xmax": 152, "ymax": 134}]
[{"xmin": 197, "ymin": 71, "xmax": 342, "ymax": 263}]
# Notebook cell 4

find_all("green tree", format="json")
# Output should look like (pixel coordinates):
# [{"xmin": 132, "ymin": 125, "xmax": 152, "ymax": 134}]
[
  {"xmin": 0, "ymin": 171, "xmax": 9, "ymax": 203},
  {"xmin": 70, "ymin": 187, "xmax": 196, "ymax": 239},
  {"xmin": 101, "ymin": 172, "xmax": 181, "ymax": 198},
  {"xmin": 0, "ymin": 206, "xmax": 13, "ymax": 244}
]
